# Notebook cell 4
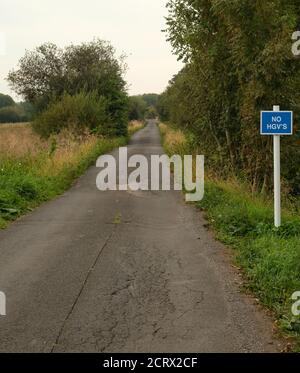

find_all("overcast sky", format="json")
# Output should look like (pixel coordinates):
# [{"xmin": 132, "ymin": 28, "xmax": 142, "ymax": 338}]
[{"xmin": 0, "ymin": 0, "xmax": 183, "ymax": 100}]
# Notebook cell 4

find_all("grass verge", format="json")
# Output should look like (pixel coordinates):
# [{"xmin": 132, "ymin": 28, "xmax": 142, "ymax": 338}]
[
  {"xmin": 159, "ymin": 122, "xmax": 300, "ymax": 350},
  {"xmin": 0, "ymin": 124, "xmax": 126, "ymax": 228},
  {"xmin": 128, "ymin": 120, "xmax": 145, "ymax": 136}
]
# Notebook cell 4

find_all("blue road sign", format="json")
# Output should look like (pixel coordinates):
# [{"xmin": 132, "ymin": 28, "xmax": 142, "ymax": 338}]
[{"xmin": 261, "ymin": 111, "xmax": 293, "ymax": 135}]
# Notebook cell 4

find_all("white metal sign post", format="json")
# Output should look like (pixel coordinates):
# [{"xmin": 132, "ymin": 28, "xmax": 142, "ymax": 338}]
[
  {"xmin": 261, "ymin": 106, "xmax": 293, "ymax": 228},
  {"xmin": 273, "ymin": 106, "xmax": 281, "ymax": 228}
]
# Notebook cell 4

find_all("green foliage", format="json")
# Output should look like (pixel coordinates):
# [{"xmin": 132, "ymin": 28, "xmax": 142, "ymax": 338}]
[
  {"xmin": 0, "ymin": 93, "xmax": 15, "ymax": 109},
  {"xmin": 128, "ymin": 94, "xmax": 160, "ymax": 121},
  {"xmin": 163, "ymin": 0, "xmax": 300, "ymax": 196},
  {"xmin": 18, "ymin": 101, "xmax": 35, "ymax": 121},
  {"xmin": 7, "ymin": 39, "xmax": 128, "ymax": 136},
  {"xmin": 141, "ymin": 93, "xmax": 159, "ymax": 108},
  {"xmin": 145, "ymin": 106, "xmax": 158, "ymax": 119},
  {"xmin": 0, "ymin": 105, "xmax": 23, "ymax": 123},
  {"xmin": 0, "ymin": 136, "xmax": 126, "ymax": 228},
  {"xmin": 128, "ymin": 96, "xmax": 147, "ymax": 120},
  {"xmin": 160, "ymin": 122, "xmax": 300, "ymax": 348},
  {"xmin": 198, "ymin": 181, "xmax": 300, "ymax": 342},
  {"xmin": 0, "ymin": 101, "xmax": 35, "ymax": 123},
  {"xmin": 157, "ymin": 93, "xmax": 170, "ymax": 122},
  {"xmin": 32, "ymin": 92, "xmax": 110, "ymax": 138},
  {"xmin": 0, "ymin": 93, "xmax": 34, "ymax": 123}
]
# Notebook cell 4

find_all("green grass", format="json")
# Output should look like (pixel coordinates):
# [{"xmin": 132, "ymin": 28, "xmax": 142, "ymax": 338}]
[
  {"xmin": 198, "ymin": 182, "xmax": 300, "ymax": 339},
  {"xmin": 0, "ymin": 136, "xmax": 126, "ymax": 228},
  {"xmin": 160, "ymin": 123, "xmax": 300, "ymax": 348},
  {"xmin": 0, "ymin": 120, "xmax": 145, "ymax": 228}
]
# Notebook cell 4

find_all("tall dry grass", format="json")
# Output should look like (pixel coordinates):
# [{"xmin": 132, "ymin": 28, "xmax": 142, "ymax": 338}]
[
  {"xmin": 159, "ymin": 123, "xmax": 186, "ymax": 154},
  {"xmin": 0, "ymin": 124, "xmax": 47, "ymax": 159},
  {"xmin": 128, "ymin": 120, "xmax": 144, "ymax": 136},
  {"xmin": 0, "ymin": 124, "xmax": 102, "ymax": 175},
  {"xmin": 0, "ymin": 123, "xmax": 126, "ymax": 228}
]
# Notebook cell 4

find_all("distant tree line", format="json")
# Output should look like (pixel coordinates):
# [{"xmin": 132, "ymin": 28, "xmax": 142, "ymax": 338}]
[
  {"xmin": 159, "ymin": 0, "xmax": 300, "ymax": 196},
  {"xmin": 7, "ymin": 39, "xmax": 128, "ymax": 137},
  {"xmin": 128, "ymin": 93, "xmax": 159, "ymax": 121},
  {"xmin": 0, "ymin": 93, "xmax": 34, "ymax": 123}
]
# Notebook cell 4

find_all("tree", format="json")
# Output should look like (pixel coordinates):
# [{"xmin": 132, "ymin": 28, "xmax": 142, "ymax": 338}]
[
  {"xmin": 142, "ymin": 94, "xmax": 159, "ymax": 109},
  {"xmin": 128, "ymin": 96, "xmax": 147, "ymax": 121},
  {"xmin": 0, "ymin": 94, "xmax": 33, "ymax": 123},
  {"xmin": 157, "ymin": 92, "xmax": 170, "ymax": 122},
  {"xmin": 7, "ymin": 39, "xmax": 128, "ymax": 136},
  {"xmin": 0, "ymin": 106, "xmax": 23, "ymax": 123},
  {"xmin": 18, "ymin": 101, "xmax": 35, "ymax": 121},
  {"xmin": 145, "ymin": 106, "xmax": 158, "ymax": 119},
  {"xmin": 0, "ymin": 93, "xmax": 14, "ymax": 109},
  {"xmin": 164, "ymin": 0, "xmax": 300, "ymax": 194}
]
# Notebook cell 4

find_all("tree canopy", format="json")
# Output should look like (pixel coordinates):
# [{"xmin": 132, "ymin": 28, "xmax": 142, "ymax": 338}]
[
  {"xmin": 161, "ymin": 0, "xmax": 300, "ymax": 195},
  {"xmin": 0, "ymin": 93, "xmax": 14, "ymax": 109},
  {"xmin": 7, "ymin": 39, "xmax": 128, "ymax": 136},
  {"xmin": 128, "ymin": 96, "xmax": 147, "ymax": 121}
]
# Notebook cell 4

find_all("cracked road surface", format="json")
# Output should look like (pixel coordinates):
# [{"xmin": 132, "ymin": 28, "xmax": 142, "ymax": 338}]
[{"xmin": 0, "ymin": 121, "xmax": 281, "ymax": 352}]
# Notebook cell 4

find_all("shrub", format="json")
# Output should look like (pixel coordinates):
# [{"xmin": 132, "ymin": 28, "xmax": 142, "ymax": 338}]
[{"xmin": 32, "ymin": 92, "xmax": 112, "ymax": 138}]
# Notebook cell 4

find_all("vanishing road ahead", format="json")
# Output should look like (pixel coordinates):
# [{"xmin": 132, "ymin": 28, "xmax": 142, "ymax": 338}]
[{"xmin": 0, "ymin": 121, "xmax": 281, "ymax": 352}]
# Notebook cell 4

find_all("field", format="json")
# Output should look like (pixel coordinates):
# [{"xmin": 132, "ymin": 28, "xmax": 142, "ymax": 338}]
[
  {"xmin": 0, "ymin": 123, "xmax": 126, "ymax": 228},
  {"xmin": 159, "ymin": 122, "xmax": 300, "ymax": 350}
]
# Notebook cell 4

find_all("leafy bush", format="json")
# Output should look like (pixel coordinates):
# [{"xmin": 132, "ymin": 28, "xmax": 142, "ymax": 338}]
[{"xmin": 32, "ymin": 92, "xmax": 111, "ymax": 138}]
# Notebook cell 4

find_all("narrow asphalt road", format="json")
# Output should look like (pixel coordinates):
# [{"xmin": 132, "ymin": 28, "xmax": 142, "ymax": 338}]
[{"xmin": 0, "ymin": 121, "xmax": 281, "ymax": 352}]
